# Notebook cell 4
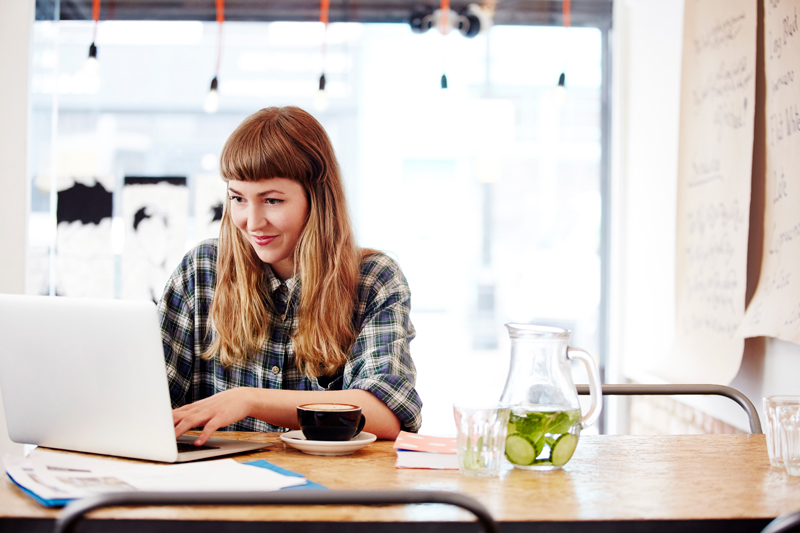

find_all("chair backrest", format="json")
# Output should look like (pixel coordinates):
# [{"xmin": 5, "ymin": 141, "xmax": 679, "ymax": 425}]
[
  {"xmin": 54, "ymin": 489, "xmax": 499, "ymax": 533},
  {"xmin": 762, "ymin": 510, "xmax": 800, "ymax": 533},
  {"xmin": 576, "ymin": 383, "xmax": 762, "ymax": 434}
]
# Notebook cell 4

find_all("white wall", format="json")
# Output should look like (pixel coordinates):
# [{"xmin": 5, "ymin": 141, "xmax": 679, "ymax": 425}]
[
  {"xmin": 0, "ymin": 0, "xmax": 34, "ymax": 456},
  {"xmin": 612, "ymin": 0, "xmax": 800, "ymax": 432}
]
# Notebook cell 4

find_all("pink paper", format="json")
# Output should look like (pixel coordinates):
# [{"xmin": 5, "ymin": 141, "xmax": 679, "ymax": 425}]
[{"xmin": 393, "ymin": 431, "xmax": 457, "ymax": 454}]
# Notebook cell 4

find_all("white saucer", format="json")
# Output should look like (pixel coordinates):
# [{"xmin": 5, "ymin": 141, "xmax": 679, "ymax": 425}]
[{"xmin": 280, "ymin": 430, "xmax": 377, "ymax": 456}]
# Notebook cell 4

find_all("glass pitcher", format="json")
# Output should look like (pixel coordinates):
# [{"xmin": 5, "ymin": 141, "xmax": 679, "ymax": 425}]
[{"xmin": 499, "ymin": 324, "xmax": 602, "ymax": 470}]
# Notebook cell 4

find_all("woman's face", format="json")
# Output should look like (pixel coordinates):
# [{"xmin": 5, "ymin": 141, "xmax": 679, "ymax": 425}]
[{"xmin": 227, "ymin": 178, "xmax": 309, "ymax": 280}]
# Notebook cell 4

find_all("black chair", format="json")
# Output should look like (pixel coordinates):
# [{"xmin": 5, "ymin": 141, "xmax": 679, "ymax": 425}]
[
  {"xmin": 576, "ymin": 383, "xmax": 762, "ymax": 434},
  {"xmin": 54, "ymin": 489, "xmax": 499, "ymax": 533},
  {"xmin": 762, "ymin": 510, "xmax": 800, "ymax": 533}
]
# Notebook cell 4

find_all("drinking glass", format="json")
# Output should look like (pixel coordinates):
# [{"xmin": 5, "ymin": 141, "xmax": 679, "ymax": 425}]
[
  {"xmin": 779, "ymin": 406, "xmax": 800, "ymax": 476},
  {"xmin": 453, "ymin": 403, "xmax": 510, "ymax": 477},
  {"xmin": 764, "ymin": 396, "xmax": 800, "ymax": 468}
]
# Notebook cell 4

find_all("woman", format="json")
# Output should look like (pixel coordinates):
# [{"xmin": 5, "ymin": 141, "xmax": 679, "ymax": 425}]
[{"xmin": 158, "ymin": 106, "xmax": 422, "ymax": 446}]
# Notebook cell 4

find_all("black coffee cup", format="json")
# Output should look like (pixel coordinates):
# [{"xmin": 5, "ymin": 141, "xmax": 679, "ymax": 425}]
[{"xmin": 297, "ymin": 403, "xmax": 366, "ymax": 441}]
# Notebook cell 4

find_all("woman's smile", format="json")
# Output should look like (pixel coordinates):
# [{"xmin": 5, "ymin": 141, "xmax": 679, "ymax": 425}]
[{"xmin": 252, "ymin": 235, "xmax": 277, "ymax": 246}]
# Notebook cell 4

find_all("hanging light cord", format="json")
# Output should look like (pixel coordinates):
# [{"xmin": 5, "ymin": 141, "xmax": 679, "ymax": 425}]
[
  {"xmin": 320, "ymin": 0, "xmax": 330, "ymax": 81},
  {"xmin": 91, "ymin": 0, "xmax": 100, "ymax": 42},
  {"xmin": 214, "ymin": 0, "xmax": 225, "ymax": 77},
  {"xmin": 559, "ymin": 0, "xmax": 571, "ymax": 88},
  {"xmin": 439, "ymin": 0, "xmax": 450, "ymax": 33},
  {"xmin": 439, "ymin": 0, "xmax": 449, "ymax": 87},
  {"xmin": 482, "ymin": 0, "xmax": 497, "ymax": 19}
]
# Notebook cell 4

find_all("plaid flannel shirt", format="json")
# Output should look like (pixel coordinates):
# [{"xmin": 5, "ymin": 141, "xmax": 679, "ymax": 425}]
[{"xmin": 157, "ymin": 239, "xmax": 422, "ymax": 433}]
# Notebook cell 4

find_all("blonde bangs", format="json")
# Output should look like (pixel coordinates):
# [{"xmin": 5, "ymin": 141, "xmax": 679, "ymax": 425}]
[{"xmin": 219, "ymin": 109, "xmax": 316, "ymax": 185}]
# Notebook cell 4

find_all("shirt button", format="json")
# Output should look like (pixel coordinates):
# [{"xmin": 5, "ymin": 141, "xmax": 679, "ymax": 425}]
[{"xmin": 272, "ymin": 365, "xmax": 281, "ymax": 374}]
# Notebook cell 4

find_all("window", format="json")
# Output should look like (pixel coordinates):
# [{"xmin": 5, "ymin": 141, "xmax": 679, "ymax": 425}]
[{"xmin": 29, "ymin": 16, "xmax": 607, "ymax": 434}]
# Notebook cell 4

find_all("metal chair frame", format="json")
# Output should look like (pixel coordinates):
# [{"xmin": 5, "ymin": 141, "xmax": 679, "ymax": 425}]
[
  {"xmin": 54, "ymin": 489, "xmax": 499, "ymax": 533},
  {"xmin": 762, "ymin": 510, "xmax": 800, "ymax": 533},
  {"xmin": 576, "ymin": 383, "xmax": 762, "ymax": 434}
]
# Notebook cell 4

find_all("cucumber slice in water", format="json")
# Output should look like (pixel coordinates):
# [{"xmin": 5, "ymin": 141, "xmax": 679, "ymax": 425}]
[
  {"xmin": 550, "ymin": 434, "xmax": 578, "ymax": 466},
  {"xmin": 505, "ymin": 435, "xmax": 536, "ymax": 465}
]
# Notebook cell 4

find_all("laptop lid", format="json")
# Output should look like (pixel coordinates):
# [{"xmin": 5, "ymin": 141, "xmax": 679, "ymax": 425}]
[{"xmin": 0, "ymin": 295, "xmax": 267, "ymax": 463}]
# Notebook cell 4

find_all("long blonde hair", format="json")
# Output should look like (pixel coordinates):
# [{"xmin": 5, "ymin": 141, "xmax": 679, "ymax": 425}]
[{"xmin": 206, "ymin": 106, "xmax": 363, "ymax": 379}]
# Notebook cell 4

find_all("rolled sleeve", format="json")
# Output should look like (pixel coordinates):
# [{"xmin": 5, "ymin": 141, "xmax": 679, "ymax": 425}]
[{"xmin": 344, "ymin": 254, "xmax": 423, "ymax": 432}]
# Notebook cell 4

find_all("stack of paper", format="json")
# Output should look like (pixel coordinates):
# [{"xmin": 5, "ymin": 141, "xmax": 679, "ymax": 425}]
[
  {"xmin": 394, "ymin": 431, "xmax": 459, "ymax": 470},
  {"xmin": 4, "ymin": 448, "xmax": 313, "ymax": 507}
]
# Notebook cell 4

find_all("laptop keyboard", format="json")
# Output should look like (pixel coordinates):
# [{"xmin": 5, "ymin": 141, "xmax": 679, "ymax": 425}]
[{"xmin": 177, "ymin": 442, "xmax": 221, "ymax": 453}]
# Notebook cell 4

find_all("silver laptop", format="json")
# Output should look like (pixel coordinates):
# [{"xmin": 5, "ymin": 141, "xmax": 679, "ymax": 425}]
[{"xmin": 0, "ymin": 294, "xmax": 269, "ymax": 462}]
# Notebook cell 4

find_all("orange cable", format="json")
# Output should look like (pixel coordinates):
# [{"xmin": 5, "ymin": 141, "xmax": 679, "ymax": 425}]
[
  {"xmin": 439, "ymin": 0, "xmax": 450, "ymax": 33},
  {"xmin": 563, "ymin": 0, "xmax": 571, "ymax": 28},
  {"xmin": 320, "ymin": 0, "xmax": 330, "ymax": 78},
  {"xmin": 320, "ymin": 0, "xmax": 330, "ymax": 26},
  {"xmin": 215, "ymin": 0, "xmax": 225, "ymax": 75},
  {"xmin": 92, "ymin": 0, "xmax": 101, "ymax": 41}
]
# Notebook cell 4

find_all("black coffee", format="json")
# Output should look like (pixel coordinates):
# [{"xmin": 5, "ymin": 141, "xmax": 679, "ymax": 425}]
[{"xmin": 297, "ymin": 404, "xmax": 366, "ymax": 441}]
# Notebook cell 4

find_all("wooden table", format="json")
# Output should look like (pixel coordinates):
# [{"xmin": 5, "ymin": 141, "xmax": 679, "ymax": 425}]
[{"xmin": 3, "ymin": 433, "xmax": 800, "ymax": 532}]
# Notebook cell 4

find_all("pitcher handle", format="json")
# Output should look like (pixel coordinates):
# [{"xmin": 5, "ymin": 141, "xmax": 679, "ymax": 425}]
[{"xmin": 567, "ymin": 347, "xmax": 603, "ymax": 428}]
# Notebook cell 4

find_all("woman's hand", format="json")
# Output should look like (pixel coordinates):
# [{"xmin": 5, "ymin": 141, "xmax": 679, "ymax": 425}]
[{"xmin": 173, "ymin": 388, "xmax": 255, "ymax": 446}]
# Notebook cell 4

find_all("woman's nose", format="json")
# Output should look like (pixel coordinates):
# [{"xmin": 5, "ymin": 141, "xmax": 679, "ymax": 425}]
[{"xmin": 246, "ymin": 206, "xmax": 267, "ymax": 231}]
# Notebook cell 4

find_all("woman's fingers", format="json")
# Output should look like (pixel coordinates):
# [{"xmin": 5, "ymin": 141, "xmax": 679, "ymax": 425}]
[
  {"xmin": 195, "ymin": 418, "xmax": 225, "ymax": 446},
  {"xmin": 171, "ymin": 388, "xmax": 253, "ymax": 444}
]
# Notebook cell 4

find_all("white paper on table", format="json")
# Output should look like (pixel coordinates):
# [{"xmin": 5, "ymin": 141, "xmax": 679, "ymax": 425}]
[
  {"xmin": 395, "ymin": 450, "xmax": 459, "ymax": 470},
  {"xmin": 4, "ymin": 456, "xmax": 73, "ymax": 500},
  {"xmin": 27, "ymin": 449, "xmax": 143, "ymax": 498},
  {"xmin": 116, "ymin": 459, "xmax": 307, "ymax": 492},
  {"xmin": 14, "ymin": 449, "xmax": 306, "ymax": 498}
]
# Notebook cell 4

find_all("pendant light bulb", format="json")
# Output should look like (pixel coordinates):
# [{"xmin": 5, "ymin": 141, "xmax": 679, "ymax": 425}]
[
  {"xmin": 82, "ymin": 42, "xmax": 99, "ymax": 76},
  {"xmin": 441, "ymin": 73, "xmax": 448, "ymax": 89},
  {"xmin": 313, "ymin": 73, "xmax": 328, "ymax": 111},
  {"xmin": 549, "ymin": 72, "xmax": 567, "ymax": 107},
  {"xmin": 204, "ymin": 77, "xmax": 219, "ymax": 114}
]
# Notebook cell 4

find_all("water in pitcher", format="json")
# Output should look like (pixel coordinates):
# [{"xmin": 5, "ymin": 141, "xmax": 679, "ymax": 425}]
[{"xmin": 504, "ymin": 405, "xmax": 581, "ymax": 470}]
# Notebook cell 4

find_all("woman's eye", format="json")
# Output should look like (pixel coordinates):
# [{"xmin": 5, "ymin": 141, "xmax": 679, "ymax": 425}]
[
  {"xmin": 229, "ymin": 195, "xmax": 244, "ymax": 203},
  {"xmin": 265, "ymin": 198, "xmax": 283, "ymax": 205}
]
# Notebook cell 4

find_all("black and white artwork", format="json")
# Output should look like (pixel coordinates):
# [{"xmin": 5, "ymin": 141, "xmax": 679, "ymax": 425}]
[
  {"xmin": 55, "ymin": 181, "xmax": 114, "ymax": 297},
  {"xmin": 194, "ymin": 173, "xmax": 227, "ymax": 243},
  {"xmin": 120, "ymin": 177, "xmax": 188, "ymax": 302}
]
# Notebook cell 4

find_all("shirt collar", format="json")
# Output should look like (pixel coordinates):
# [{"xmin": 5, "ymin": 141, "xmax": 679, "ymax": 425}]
[{"xmin": 264, "ymin": 264, "xmax": 301, "ymax": 294}]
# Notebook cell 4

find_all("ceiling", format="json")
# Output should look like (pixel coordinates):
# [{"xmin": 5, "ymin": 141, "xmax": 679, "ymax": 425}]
[{"xmin": 36, "ymin": 0, "xmax": 613, "ymax": 28}]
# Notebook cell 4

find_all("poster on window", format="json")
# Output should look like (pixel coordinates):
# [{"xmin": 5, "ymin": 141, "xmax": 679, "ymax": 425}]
[
  {"xmin": 120, "ymin": 177, "xmax": 188, "ymax": 302},
  {"xmin": 55, "ymin": 181, "xmax": 114, "ymax": 298},
  {"xmin": 668, "ymin": 0, "xmax": 756, "ymax": 384},
  {"xmin": 194, "ymin": 173, "xmax": 226, "ymax": 243},
  {"xmin": 738, "ymin": 1, "xmax": 800, "ymax": 345}
]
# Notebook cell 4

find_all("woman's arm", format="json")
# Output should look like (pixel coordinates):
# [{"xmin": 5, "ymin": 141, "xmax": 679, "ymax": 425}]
[
  {"xmin": 341, "ymin": 253, "xmax": 422, "ymax": 432},
  {"xmin": 173, "ymin": 387, "xmax": 400, "ymax": 445}
]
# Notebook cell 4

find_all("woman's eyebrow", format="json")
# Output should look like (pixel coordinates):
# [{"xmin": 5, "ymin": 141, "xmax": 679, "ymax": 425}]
[{"xmin": 227, "ymin": 186, "xmax": 285, "ymax": 196}]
